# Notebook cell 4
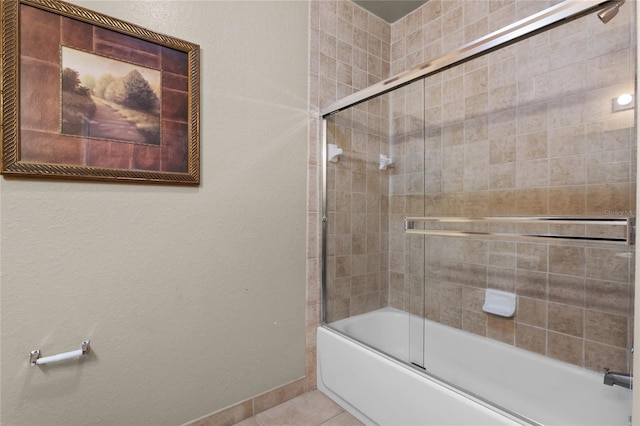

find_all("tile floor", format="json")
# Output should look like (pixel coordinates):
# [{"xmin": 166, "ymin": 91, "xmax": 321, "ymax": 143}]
[{"xmin": 232, "ymin": 390, "xmax": 364, "ymax": 426}]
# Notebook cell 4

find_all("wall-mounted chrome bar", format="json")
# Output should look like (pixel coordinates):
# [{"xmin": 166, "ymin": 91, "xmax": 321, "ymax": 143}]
[
  {"xmin": 30, "ymin": 340, "xmax": 90, "ymax": 366},
  {"xmin": 404, "ymin": 217, "xmax": 635, "ymax": 245},
  {"xmin": 321, "ymin": 0, "xmax": 618, "ymax": 117}
]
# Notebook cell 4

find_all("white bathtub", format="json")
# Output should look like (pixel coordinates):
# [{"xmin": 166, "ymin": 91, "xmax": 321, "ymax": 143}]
[{"xmin": 317, "ymin": 307, "xmax": 630, "ymax": 426}]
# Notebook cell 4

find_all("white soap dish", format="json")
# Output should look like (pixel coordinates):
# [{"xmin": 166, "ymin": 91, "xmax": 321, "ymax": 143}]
[{"xmin": 482, "ymin": 289, "xmax": 516, "ymax": 317}]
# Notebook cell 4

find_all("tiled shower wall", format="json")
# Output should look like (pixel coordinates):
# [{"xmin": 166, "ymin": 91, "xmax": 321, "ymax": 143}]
[
  {"xmin": 307, "ymin": 0, "xmax": 637, "ymax": 387},
  {"xmin": 306, "ymin": 0, "xmax": 391, "ymax": 388},
  {"xmin": 324, "ymin": 94, "xmax": 392, "ymax": 321},
  {"xmin": 387, "ymin": 0, "xmax": 636, "ymax": 372}
]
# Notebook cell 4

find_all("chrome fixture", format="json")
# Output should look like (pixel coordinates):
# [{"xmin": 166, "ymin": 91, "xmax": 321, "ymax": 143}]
[
  {"xmin": 603, "ymin": 368, "xmax": 632, "ymax": 389},
  {"xmin": 379, "ymin": 155, "xmax": 395, "ymax": 171},
  {"xmin": 598, "ymin": 1, "xmax": 625, "ymax": 24},
  {"xmin": 403, "ymin": 216, "xmax": 636, "ymax": 245},
  {"xmin": 30, "ymin": 340, "xmax": 91, "ymax": 366},
  {"xmin": 322, "ymin": 0, "xmax": 623, "ymax": 116}
]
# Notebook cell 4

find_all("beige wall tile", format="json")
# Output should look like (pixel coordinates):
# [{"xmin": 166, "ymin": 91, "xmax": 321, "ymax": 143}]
[
  {"xmin": 488, "ymin": 163, "xmax": 516, "ymax": 189},
  {"xmin": 548, "ymin": 331, "xmax": 584, "ymax": 366},
  {"xmin": 516, "ymin": 270, "xmax": 547, "ymax": 299},
  {"xmin": 443, "ymin": 5, "xmax": 463, "ymax": 37},
  {"xmin": 488, "ymin": 266, "xmax": 516, "ymax": 292},
  {"xmin": 463, "ymin": 309, "xmax": 487, "ymax": 336},
  {"xmin": 517, "ymin": 159, "xmax": 548, "ymax": 188},
  {"xmin": 549, "ymin": 156, "xmax": 586, "ymax": 186},
  {"xmin": 422, "ymin": 0, "xmax": 442, "ymax": 23},
  {"xmin": 586, "ymin": 247, "xmax": 630, "ymax": 283},
  {"xmin": 488, "ymin": 190, "xmax": 518, "ymax": 216},
  {"xmin": 423, "ymin": 16, "xmax": 443, "ymax": 45},
  {"xmin": 466, "ymin": 67, "xmax": 489, "ymax": 96},
  {"xmin": 548, "ymin": 125, "xmax": 586, "ymax": 157},
  {"xmin": 465, "ymin": 117, "xmax": 489, "ymax": 144},
  {"xmin": 515, "ymin": 323, "xmax": 546, "ymax": 354},
  {"xmin": 517, "ymin": 103, "xmax": 547, "ymax": 135},
  {"xmin": 585, "ymin": 310, "xmax": 627, "ymax": 348},
  {"xmin": 548, "ymin": 186, "xmax": 586, "ymax": 215},
  {"xmin": 548, "ymin": 303, "xmax": 584, "ymax": 337},
  {"xmin": 465, "ymin": 16, "xmax": 488, "ymax": 44},
  {"xmin": 548, "ymin": 91, "xmax": 586, "ymax": 129},
  {"xmin": 587, "ymin": 150, "xmax": 631, "ymax": 185},
  {"xmin": 440, "ymin": 305, "xmax": 463, "ymax": 329},
  {"xmin": 516, "ymin": 243, "xmax": 547, "ymax": 272},
  {"xmin": 487, "ymin": 315, "xmax": 515, "ymax": 344},
  {"xmin": 517, "ymin": 131, "xmax": 547, "ymax": 161},
  {"xmin": 489, "ymin": 108, "xmax": 516, "ymax": 137},
  {"xmin": 465, "ymin": 92, "xmax": 489, "ymax": 119},
  {"xmin": 586, "ymin": 49, "xmax": 631, "ymax": 90},
  {"xmin": 191, "ymin": 400, "xmax": 253, "ymax": 426},
  {"xmin": 517, "ymin": 296, "xmax": 547, "ymax": 328},
  {"xmin": 516, "ymin": 188, "xmax": 548, "ymax": 215},
  {"xmin": 253, "ymin": 378, "xmax": 307, "ymax": 414},
  {"xmin": 548, "ymin": 245, "xmax": 585, "ymax": 276},
  {"xmin": 442, "ymin": 121, "xmax": 464, "ymax": 146},
  {"xmin": 489, "ymin": 56, "xmax": 516, "ymax": 89},
  {"xmin": 548, "ymin": 273, "xmax": 585, "ymax": 307},
  {"xmin": 585, "ymin": 279, "xmax": 630, "ymax": 316},
  {"xmin": 462, "ymin": 286, "xmax": 485, "ymax": 312},
  {"xmin": 516, "ymin": 46, "xmax": 549, "ymax": 84},
  {"xmin": 489, "ymin": 240, "xmax": 516, "ymax": 268},
  {"xmin": 586, "ymin": 119, "xmax": 633, "ymax": 153},
  {"xmin": 584, "ymin": 341, "xmax": 628, "ymax": 373},
  {"xmin": 490, "ymin": 137, "xmax": 516, "ymax": 164},
  {"xmin": 489, "ymin": 84, "xmax": 518, "ymax": 111}
]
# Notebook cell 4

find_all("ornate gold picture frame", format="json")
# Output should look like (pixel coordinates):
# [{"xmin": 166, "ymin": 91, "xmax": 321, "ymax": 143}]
[{"xmin": 1, "ymin": 0, "xmax": 200, "ymax": 184}]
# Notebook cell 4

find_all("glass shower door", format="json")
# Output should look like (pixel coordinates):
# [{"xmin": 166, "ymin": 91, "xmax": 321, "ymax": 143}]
[
  {"xmin": 397, "ymin": 4, "xmax": 637, "ymax": 422},
  {"xmin": 322, "ymin": 79, "xmax": 432, "ymax": 368},
  {"xmin": 322, "ymin": 90, "xmax": 428, "ymax": 365},
  {"xmin": 321, "ymin": 0, "xmax": 635, "ymax": 422},
  {"xmin": 388, "ymin": 79, "xmax": 427, "ymax": 369}
]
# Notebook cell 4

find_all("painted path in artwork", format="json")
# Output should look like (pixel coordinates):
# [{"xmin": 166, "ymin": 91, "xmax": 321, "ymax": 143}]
[{"xmin": 87, "ymin": 98, "xmax": 147, "ymax": 144}]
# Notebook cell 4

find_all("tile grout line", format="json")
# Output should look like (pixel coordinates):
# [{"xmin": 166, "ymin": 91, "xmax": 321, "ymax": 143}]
[{"xmin": 317, "ymin": 408, "xmax": 357, "ymax": 426}]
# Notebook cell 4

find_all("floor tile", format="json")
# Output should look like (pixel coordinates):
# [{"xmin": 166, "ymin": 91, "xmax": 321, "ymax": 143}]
[
  {"xmin": 320, "ymin": 411, "xmax": 364, "ymax": 426},
  {"xmin": 254, "ymin": 391, "xmax": 343, "ymax": 426},
  {"xmin": 233, "ymin": 417, "xmax": 262, "ymax": 426},
  {"xmin": 231, "ymin": 390, "xmax": 363, "ymax": 426}
]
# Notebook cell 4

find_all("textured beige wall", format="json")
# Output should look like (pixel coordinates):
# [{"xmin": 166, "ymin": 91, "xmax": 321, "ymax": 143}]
[{"xmin": 0, "ymin": 1, "xmax": 308, "ymax": 425}]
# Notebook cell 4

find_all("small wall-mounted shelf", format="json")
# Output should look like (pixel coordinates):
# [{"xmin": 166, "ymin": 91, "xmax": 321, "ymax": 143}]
[
  {"xmin": 403, "ymin": 216, "xmax": 635, "ymax": 245},
  {"xmin": 483, "ymin": 289, "xmax": 516, "ymax": 317}
]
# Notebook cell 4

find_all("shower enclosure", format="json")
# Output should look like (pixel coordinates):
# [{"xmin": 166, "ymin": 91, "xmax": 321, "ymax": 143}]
[{"xmin": 320, "ymin": 0, "xmax": 636, "ymax": 423}]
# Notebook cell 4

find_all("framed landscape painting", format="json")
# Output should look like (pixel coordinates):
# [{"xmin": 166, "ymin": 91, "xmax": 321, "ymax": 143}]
[{"xmin": 1, "ymin": 0, "xmax": 200, "ymax": 184}]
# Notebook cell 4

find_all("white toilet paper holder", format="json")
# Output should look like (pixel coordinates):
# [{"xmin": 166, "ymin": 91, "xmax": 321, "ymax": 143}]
[{"xmin": 30, "ymin": 340, "xmax": 90, "ymax": 366}]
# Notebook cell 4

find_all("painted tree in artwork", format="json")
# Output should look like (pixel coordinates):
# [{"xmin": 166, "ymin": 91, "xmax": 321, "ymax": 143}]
[
  {"xmin": 121, "ymin": 69, "xmax": 159, "ymax": 112},
  {"xmin": 61, "ymin": 67, "xmax": 97, "ymax": 135},
  {"xmin": 61, "ymin": 46, "xmax": 162, "ymax": 144},
  {"xmin": 94, "ymin": 73, "xmax": 116, "ymax": 100},
  {"xmin": 99, "ymin": 70, "xmax": 159, "ymax": 114}
]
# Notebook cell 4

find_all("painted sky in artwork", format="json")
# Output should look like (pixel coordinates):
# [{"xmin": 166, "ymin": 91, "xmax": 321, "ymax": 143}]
[{"xmin": 61, "ymin": 46, "xmax": 161, "ymax": 96}]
